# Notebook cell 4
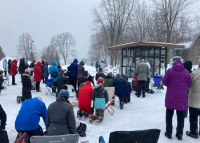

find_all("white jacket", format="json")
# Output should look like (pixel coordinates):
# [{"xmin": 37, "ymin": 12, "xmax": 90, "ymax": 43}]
[{"xmin": 189, "ymin": 69, "xmax": 200, "ymax": 108}]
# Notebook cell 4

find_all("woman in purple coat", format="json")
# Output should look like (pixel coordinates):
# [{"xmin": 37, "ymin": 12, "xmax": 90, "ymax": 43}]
[{"xmin": 163, "ymin": 56, "xmax": 192, "ymax": 140}]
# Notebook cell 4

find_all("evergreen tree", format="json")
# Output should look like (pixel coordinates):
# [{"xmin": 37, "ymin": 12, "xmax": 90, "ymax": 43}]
[{"xmin": 0, "ymin": 46, "xmax": 6, "ymax": 60}]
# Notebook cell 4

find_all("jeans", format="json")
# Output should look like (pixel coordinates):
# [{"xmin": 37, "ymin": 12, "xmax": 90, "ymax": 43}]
[
  {"xmin": 166, "ymin": 108, "xmax": 185, "ymax": 137},
  {"xmin": 17, "ymin": 126, "xmax": 44, "ymax": 143},
  {"xmin": 36, "ymin": 82, "xmax": 40, "ymax": 91},
  {"xmin": 189, "ymin": 107, "xmax": 200, "ymax": 135}
]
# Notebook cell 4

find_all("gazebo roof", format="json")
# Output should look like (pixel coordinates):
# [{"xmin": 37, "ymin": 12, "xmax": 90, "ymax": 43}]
[{"xmin": 108, "ymin": 42, "xmax": 185, "ymax": 50}]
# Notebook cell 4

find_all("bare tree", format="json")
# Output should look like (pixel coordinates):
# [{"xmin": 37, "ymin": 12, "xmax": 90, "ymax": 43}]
[
  {"xmin": 92, "ymin": 0, "xmax": 137, "ymax": 66},
  {"xmin": 0, "ymin": 46, "xmax": 5, "ymax": 60},
  {"xmin": 51, "ymin": 32, "xmax": 76, "ymax": 65},
  {"xmin": 17, "ymin": 32, "xmax": 36, "ymax": 61}
]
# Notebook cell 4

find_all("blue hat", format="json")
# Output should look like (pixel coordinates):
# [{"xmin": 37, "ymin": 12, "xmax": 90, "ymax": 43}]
[{"xmin": 59, "ymin": 89, "xmax": 69, "ymax": 98}]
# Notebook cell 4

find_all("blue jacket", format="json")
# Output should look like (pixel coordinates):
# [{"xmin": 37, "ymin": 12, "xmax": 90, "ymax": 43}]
[
  {"xmin": 49, "ymin": 60, "xmax": 60, "ymax": 82},
  {"xmin": 70, "ymin": 59, "xmax": 78, "ymax": 78},
  {"xmin": 15, "ymin": 97, "xmax": 47, "ymax": 131},
  {"xmin": 124, "ymin": 77, "xmax": 132, "ymax": 101},
  {"xmin": 0, "ymin": 104, "xmax": 7, "ymax": 127},
  {"xmin": 43, "ymin": 62, "xmax": 49, "ymax": 78},
  {"xmin": 95, "ymin": 62, "xmax": 99, "ymax": 68},
  {"xmin": 113, "ymin": 77, "xmax": 127, "ymax": 98}
]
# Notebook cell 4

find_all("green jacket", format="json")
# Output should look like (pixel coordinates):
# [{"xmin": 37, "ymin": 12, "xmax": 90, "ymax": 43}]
[
  {"xmin": 135, "ymin": 62, "xmax": 150, "ymax": 81},
  {"xmin": 104, "ymin": 73, "xmax": 113, "ymax": 87}
]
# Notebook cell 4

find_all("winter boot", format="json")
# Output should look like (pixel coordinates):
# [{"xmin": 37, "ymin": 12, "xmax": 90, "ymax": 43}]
[
  {"xmin": 81, "ymin": 111, "xmax": 86, "ymax": 121},
  {"xmin": 77, "ymin": 110, "xmax": 82, "ymax": 119},
  {"xmin": 36, "ymin": 90, "xmax": 41, "ymax": 92},
  {"xmin": 142, "ymin": 94, "xmax": 146, "ymax": 98},
  {"xmin": 95, "ymin": 116, "xmax": 103, "ymax": 125},
  {"xmin": 89, "ymin": 115, "xmax": 96, "ymax": 124},
  {"xmin": 120, "ymin": 102, "xmax": 124, "ymax": 110}
]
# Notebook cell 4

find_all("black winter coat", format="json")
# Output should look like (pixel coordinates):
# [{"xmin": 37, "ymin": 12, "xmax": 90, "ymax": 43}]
[
  {"xmin": 0, "ymin": 104, "xmax": 6, "ymax": 127},
  {"xmin": 113, "ymin": 77, "xmax": 127, "ymax": 98},
  {"xmin": 41, "ymin": 61, "xmax": 45, "ymax": 77},
  {"xmin": 78, "ymin": 61, "xmax": 85, "ymax": 79},
  {"xmin": 8, "ymin": 59, "xmax": 12, "ymax": 73},
  {"xmin": 96, "ymin": 72, "xmax": 105, "ymax": 81},
  {"xmin": 57, "ymin": 76, "xmax": 69, "ymax": 93},
  {"xmin": 22, "ymin": 74, "xmax": 32, "ymax": 101},
  {"xmin": 19, "ymin": 59, "xmax": 26, "ymax": 74},
  {"xmin": 29, "ymin": 61, "xmax": 35, "ymax": 68},
  {"xmin": 92, "ymin": 84, "xmax": 108, "ymax": 103}
]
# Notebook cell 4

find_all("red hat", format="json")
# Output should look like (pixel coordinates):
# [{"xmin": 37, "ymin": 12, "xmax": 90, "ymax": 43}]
[{"xmin": 97, "ymin": 77, "xmax": 104, "ymax": 84}]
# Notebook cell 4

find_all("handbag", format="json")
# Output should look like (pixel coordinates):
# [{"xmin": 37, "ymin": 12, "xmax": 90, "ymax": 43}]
[
  {"xmin": 51, "ymin": 66, "xmax": 58, "ymax": 78},
  {"xmin": 94, "ymin": 98, "xmax": 106, "ymax": 109}
]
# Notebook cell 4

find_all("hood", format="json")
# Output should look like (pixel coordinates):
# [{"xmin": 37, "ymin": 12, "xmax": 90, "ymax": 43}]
[
  {"xmin": 99, "ymin": 68, "xmax": 103, "ymax": 72},
  {"xmin": 73, "ymin": 59, "xmax": 78, "ymax": 64},
  {"xmin": 51, "ymin": 60, "xmax": 56, "ymax": 66},
  {"xmin": 124, "ymin": 76, "xmax": 128, "ymax": 81},
  {"xmin": 183, "ymin": 61, "xmax": 192, "ymax": 73},
  {"xmin": 107, "ymin": 73, "xmax": 112, "ymax": 78},
  {"xmin": 22, "ymin": 74, "xmax": 30, "ymax": 78},
  {"xmin": 172, "ymin": 61, "xmax": 185, "ymax": 72},
  {"xmin": 85, "ymin": 81, "xmax": 91, "ymax": 87},
  {"xmin": 79, "ymin": 61, "xmax": 85, "ymax": 66},
  {"xmin": 36, "ymin": 62, "xmax": 42, "ymax": 67},
  {"xmin": 45, "ymin": 62, "xmax": 49, "ymax": 66},
  {"xmin": 94, "ymin": 84, "xmax": 103, "ymax": 90},
  {"xmin": 13, "ymin": 60, "xmax": 18, "ymax": 64}
]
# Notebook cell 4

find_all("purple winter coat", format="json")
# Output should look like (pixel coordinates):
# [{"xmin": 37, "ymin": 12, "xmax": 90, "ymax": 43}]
[{"xmin": 163, "ymin": 61, "xmax": 192, "ymax": 111}]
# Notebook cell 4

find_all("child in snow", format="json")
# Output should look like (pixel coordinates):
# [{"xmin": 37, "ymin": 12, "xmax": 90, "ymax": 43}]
[{"xmin": 89, "ymin": 77, "xmax": 108, "ymax": 124}]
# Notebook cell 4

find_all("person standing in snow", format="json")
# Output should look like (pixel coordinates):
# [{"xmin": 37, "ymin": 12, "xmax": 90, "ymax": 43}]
[
  {"xmin": 19, "ymin": 58, "xmax": 26, "ymax": 82},
  {"xmin": 95, "ymin": 61, "xmax": 99, "ymax": 72},
  {"xmin": 41, "ymin": 60, "xmax": 45, "ymax": 83},
  {"xmin": 100, "ymin": 61, "xmax": 105, "ymax": 75},
  {"xmin": 113, "ymin": 74, "xmax": 127, "ymax": 109},
  {"xmin": 29, "ymin": 60, "xmax": 36, "ymax": 76},
  {"xmin": 89, "ymin": 77, "xmax": 108, "ymax": 124},
  {"xmin": 77, "ymin": 61, "xmax": 85, "ymax": 80},
  {"xmin": 21, "ymin": 69, "xmax": 32, "ymax": 101},
  {"xmin": 135, "ymin": 59, "xmax": 150, "ymax": 98},
  {"xmin": 11, "ymin": 59, "xmax": 18, "ymax": 85},
  {"xmin": 33, "ymin": 62, "xmax": 42, "ymax": 92},
  {"xmin": 185, "ymin": 62, "xmax": 200, "ymax": 138},
  {"xmin": 43, "ymin": 62, "xmax": 49, "ymax": 83},
  {"xmin": 0, "ymin": 104, "xmax": 7, "ymax": 130},
  {"xmin": 46, "ymin": 89, "xmax": 76, "ymax": 136},
  {"xmin": 69, "ymin": 59, "xmax": 78, "ymax": 92},
  {"xmin": 3, "ymin": 58, "xmax": 8, "ymax": 75},
  {"xmin": 124, "ymin": 77, "xmax": 132, "ymax": 103},
  {"xmin": 8, "ymin": 59, "xmax": 12, "ymax": 75},
  {"xmin": 15, "ymin": 97, "xmax": 47, "ymax": 143},
  {"xmin": 49, "ymin": 60, "xmax": 60, "ymax": 93},
  {"xmin": 163, "ymin": 56, "xmax": 192, "ymax": 140},
  {"xmin": 104, "ymin": 73, "xmax": 113, "ymax": 87}
]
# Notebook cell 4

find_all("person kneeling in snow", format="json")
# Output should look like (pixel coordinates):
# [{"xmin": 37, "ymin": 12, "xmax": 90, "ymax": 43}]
[
  {"xmin": 77, "ymin": 81, "xmax": 93, "ymax": 120},
  {"xmin": 21, "ymin": 69, "xmax": 32, "ymax": 102},
  {"xmin": 15, "ymin": 97, "xmax": 47, "ymax": 143},
  {"xmin": 46, "ymin": 89, "xmax": 76, "ymax": 136},
  {"xmin": 89, "ymin": 77, "xmax": 108, "ymax": 124}
]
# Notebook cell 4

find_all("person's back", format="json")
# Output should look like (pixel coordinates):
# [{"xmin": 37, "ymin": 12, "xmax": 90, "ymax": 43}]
[
  {"xmin": 96, "ymin": 68, "xmax": 105, "ymax": 81},
  {"xmin": 104, "ymin": 73, "xmax": 113, "ymax": 87},
  {"xmin": 49, "ymin": 60, "xmax": 60, "ymax": 82},
  {"xmin": 57, "ymin": 75, "xmax": 68, "ymax": 93},
  {"xmin": 19, "ymin": 59, "xmax": 26, "ymax": 74},
  {"xmin": 70, "ymin": 59, "xmax": 78, "ymax": 77},
  {"xmin": 0, "ymin": 104, "xmax": 6, "ymax": 130},
  {"xmin": 78, "ymin": 61, "xmax": 85, "ymax": 79},
  {"xmin": 135, "ymin": 62, "xmax": 150, "ymax": 81},
  {"xmin": 78, "ymin": 81, "xmax": 93, "ymax": 114},
  {"xmin": 46, "ymin": 90, "xmax": 76, "ymax": 136},
  {"xmin": 22, "ymin": 71, "xmax": 32, "ymax": 101},
  {"xmin": 124, "ymin": 77, "xmax": 132, "ymax": 103},
  {"xmin": 163, "ymin": 61, "xmax": 192, "ymax": 111}
]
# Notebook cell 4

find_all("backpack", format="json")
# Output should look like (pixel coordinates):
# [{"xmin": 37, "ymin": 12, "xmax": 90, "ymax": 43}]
[{"xmin": 51, "ymin": 66, "xmax": 58, "ymax": 78}]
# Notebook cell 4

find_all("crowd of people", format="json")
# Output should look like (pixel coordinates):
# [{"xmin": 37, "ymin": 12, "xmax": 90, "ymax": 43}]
[{"xmin": 0, "ymin": 56, "xmax": 200, "ymax": 142}]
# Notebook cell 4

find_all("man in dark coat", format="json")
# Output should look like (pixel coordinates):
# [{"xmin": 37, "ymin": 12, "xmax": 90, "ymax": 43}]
[
  {"xmin": 41, "ymin": 60, "xmax": 45, "ymax": 83},
  {"xmin": 0, "ymin": 104, "xmax": 7, "ymax": 130},
  {"xmin": 57, "ymin": 74, "xmax": 69, "ymax": 94},
  {"xmin": 124, "ymin": 77, "xmax": 132, "ymax": 103},
  {"xmin": 21, "ymin": 69, "xmax": 32, "ymax": 102},
  {"xmin": 96, "ymin": 68, "xmax": 105, "ymax": 81},
  {"xmin": 69, "ymin": 59, "xmax": 78, "ymax": 92},
  {"xmin": 43, "ymin": 62, "xmax": 49, "ymax": 83},
  {"xmin": 46, "ymin": 89, "xmax": 76, "ymax": 136},
  {"xmin": 113, "ymin": 74, "xmax": 127, "ymax": 109},
  {"xmin": 8, "ymin": 59, "xmax": 12, "ymax": 75},
  {"xmin": 19, "ymin": 58, "xmax": 26, "ymax": 82},
  {"xmin": 78, "ymin": 61, "xmax": 85, "ymax": 80}
]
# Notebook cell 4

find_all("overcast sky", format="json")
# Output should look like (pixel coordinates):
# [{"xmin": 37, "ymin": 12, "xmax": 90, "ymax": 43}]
[
  {"xmin": 0, "ymin": 0, "xmax": 200, "ymax": 64},
  {"xmin": 0, "ymin": 0, "xmax": 100, "ymax": 63}
]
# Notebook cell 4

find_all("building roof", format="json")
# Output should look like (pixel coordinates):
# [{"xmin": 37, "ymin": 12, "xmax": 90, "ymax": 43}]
[{"xmin": 108, "ymin": 42, "xmax": 185, "ymax": 50}]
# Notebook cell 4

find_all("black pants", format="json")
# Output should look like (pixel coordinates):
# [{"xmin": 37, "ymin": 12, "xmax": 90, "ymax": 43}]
[
  {"xmin": 36, "ymin": 82, "xmax": 40, "ymax": 91},
  {"xmin": 12, "ymin": 76, "xmax": 15, "ymax": 84},
  {"xmin": 166, "ymin": 108, "xmax": 185, "ymax": 137},
  {"xmin": 138, "ymin": 80, "xmax": 146, "ymax": 96},
  {"xmin": 71, "ymin": 77, "xmax": 77, "ymax": 92},
  {"xmin": 4, "ymin": 71, "xmax": 7, "ymax": 75},
  {"xmin": 189, "ymin": 107, "xmax": 200, "ymax": 135},
  {"xmin": 52, "ymin": 82, "xmax": 57, "ymax": 93}
]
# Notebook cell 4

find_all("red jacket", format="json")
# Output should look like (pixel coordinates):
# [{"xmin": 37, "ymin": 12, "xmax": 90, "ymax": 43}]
[
  {"xmin": 134, "ymin": 73, "xmax": 138, "ymax": 86},
  {"xmin": 11, "ymin": 60, "xmax": 18, "ymax": 76},
  {"xmin": 78, "ymin": 81, "xmax": 93, "ymax": 114},
  {"xmin": 33, "ymin": 62, "xmax": 42, "ymax": 82}
]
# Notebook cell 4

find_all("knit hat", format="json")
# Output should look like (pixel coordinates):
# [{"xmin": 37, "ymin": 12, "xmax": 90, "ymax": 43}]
[
  {"xmin": 59, "ymin": 89, "xmax": 69, "ymax": 98},
  {"xmin": 25, "ymin": 69, "xmax": 29, "ymax": 73},
  {"xmin": 97, "ymin": 77, "xmax": 104, "ymax": 84},
  {"xmin": 141, "ymin": 59, "xmax": 145, "ymax": 63}
]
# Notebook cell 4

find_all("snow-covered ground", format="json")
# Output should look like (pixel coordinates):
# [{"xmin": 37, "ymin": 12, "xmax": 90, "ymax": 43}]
[{"xmin": 0, "ymin": 63, "xmax": 199, "ymax": 143}]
